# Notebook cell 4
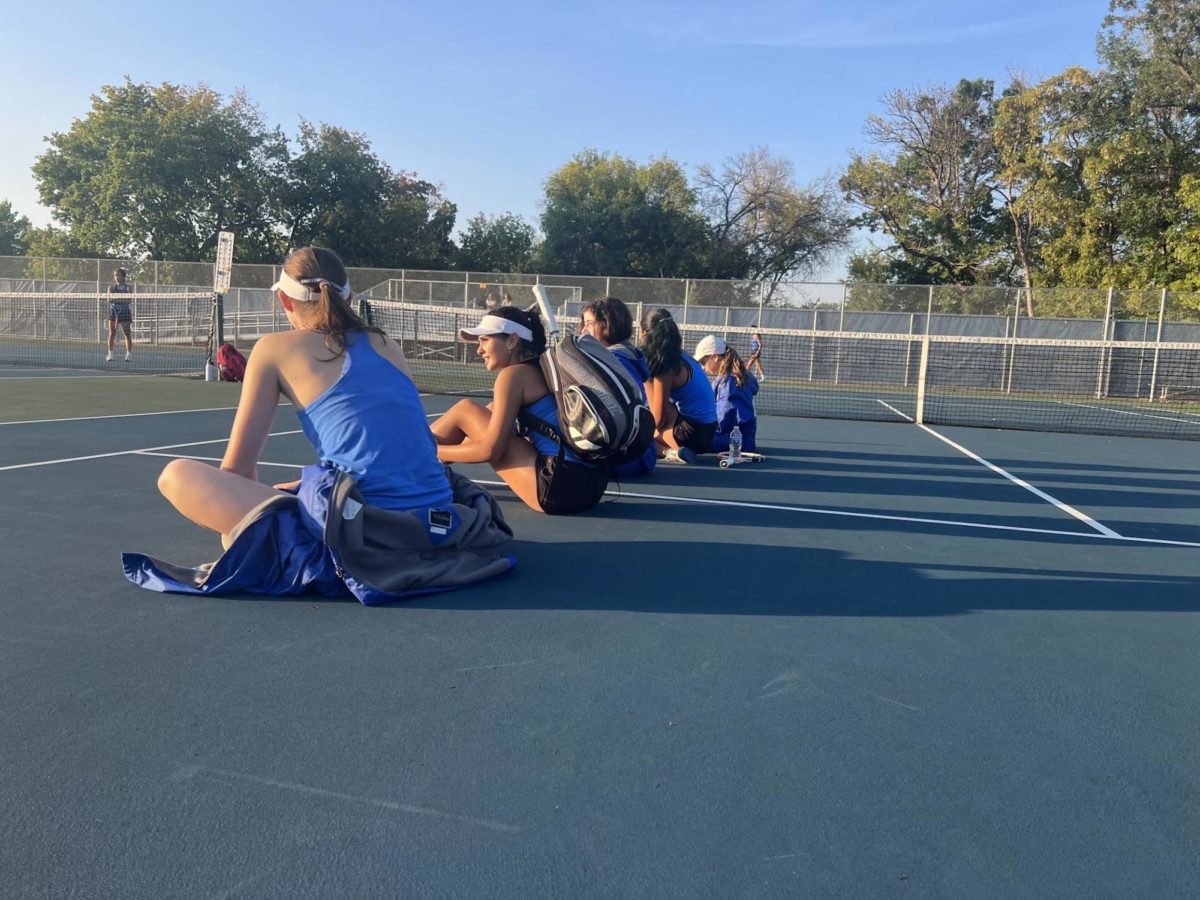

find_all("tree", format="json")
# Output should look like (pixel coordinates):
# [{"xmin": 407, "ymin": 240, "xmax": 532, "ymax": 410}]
[
  {"xmin": 0, "ymin": 201, "xmax": 31, "ymax": 256},
  {"xmin": 283, "ymin": 122, "xmax": 457, "ymax": 269},
  {"xmin": 32, "ymin": 79, "xmax": 288, "ymax": 262},
  {"xmin": 840, "ymin": 79, "xmax": 1012, "ymax": 289},
  {"xmin": 693, "ymin": 147, "xmax": 849, "ymax": 293},
  {"xmin": 539, "ymin": 150, "xmax": 707, "ymax": 277},
  {"xmin": 456, "ymin": 212, "xmax": 536, "ymax": 273}
]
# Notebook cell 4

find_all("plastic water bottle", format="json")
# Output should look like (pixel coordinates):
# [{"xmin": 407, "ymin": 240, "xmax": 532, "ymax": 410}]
[{"xmin": 729, "ymin": 425, "xmax": 742, "ymax": 462}]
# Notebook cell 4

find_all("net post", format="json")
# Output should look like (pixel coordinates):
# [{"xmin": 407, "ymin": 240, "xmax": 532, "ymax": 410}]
[
  {"xmin": 1148, "ymin": 288, "xmax": 1167, "ymax": 402},
  {"xmin": 833, "ymin": 282, "xmax": 846, "ymax": 385},
  {"xmin": 904, "ymin": 312, "xmax": 914, "ymax": 386},
  {"xmin": 1095, "ymin": 287, "xmax": 1113, "ymax": 398},
  {"xmin": 915, "ymin": 335, "xmax": 930, "ymax": 425},
  {"xmin": 808, "ymin": 307, "xmax": 817, "ymax": 382},
  {"xmin": 1005, "ymin": 290, "xmax": 1020, "ymax": 393},
  {"xmin": 214, "ymin": 293, "xmax": 225, "ymax": 347}
]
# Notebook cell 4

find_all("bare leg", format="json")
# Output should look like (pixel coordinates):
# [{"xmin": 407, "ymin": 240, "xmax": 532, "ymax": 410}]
[
  {"xmin": 158, "ymin": 458, "xmax": 282, "ymax": 538},
  {"xmin": 107, "ymin": 320, "xmax": 117, "ymax": 353},
  {"xmin": 655, "ymin": 403, "xmax": 684, "ymax": 453},
  {"xmin": 430, "ymin": 398, "xmax": 544, "ymax": 511},
  {"xmin": 121, "ymin": 321, "xmax": 133, "ymax": 353},
  {"xmin": 429, "ymin": 398, "xmax": 489, "ymax": 445}
]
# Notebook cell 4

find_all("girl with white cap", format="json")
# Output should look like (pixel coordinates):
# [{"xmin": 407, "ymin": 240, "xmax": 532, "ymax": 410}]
[
  {"xmin": 694, "ymin": 334, "xmax": 759, "ymax": 453},
  {"xmin": 430, "ymin": 306, "xmax": 608, "ymax": 514},
  {"xmin": 124, "ymin": 246, "xmax": 513, "ymax": 601}
]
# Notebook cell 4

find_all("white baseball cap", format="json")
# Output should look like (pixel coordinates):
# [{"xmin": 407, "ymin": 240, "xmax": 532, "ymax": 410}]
[
  {"xmin": 693, "ymin": 335, "xmax": 727, "ymax": 360},
  {"xmin": 459, "ymin": 314, "xmax": 533, "ymax": 342}
]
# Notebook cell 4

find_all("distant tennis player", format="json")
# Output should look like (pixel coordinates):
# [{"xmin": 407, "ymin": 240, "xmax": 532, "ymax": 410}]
[
  {"xmin": 106, "ymin": 268, "xmax": 133, "ymax": 362},
  {"xmin": 748, "ymin": 331, "xmax": 766, "ymax": 382}
]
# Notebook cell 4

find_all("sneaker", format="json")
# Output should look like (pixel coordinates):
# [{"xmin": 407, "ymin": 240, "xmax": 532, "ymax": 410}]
[
  {"xmin": 124, "ymin": 351, "xmax": 132, "ymax": 362},
  {"xmin": 105, "ymin": 351, "xmax": 113, "ymax": 362},
  {"xmin": 662, "ymin": 448, "xmax": 698, "ymax": 465},
  {"xmin": 661, "ymin": 449, "xmax": 683, "ymax": 464}
]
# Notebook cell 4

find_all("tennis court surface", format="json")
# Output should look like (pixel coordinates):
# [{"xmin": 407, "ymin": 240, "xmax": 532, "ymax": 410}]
[{"xmin": 2, "ymin": 371, "xmax": 1197, "ymax": 897}]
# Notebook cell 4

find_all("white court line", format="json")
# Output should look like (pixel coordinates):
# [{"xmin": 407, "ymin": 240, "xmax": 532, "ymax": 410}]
[
  {"xmin": 135, "ymin": 451, "xmax": 303, "ymax": 469},
  {"xmin": 875, "ymin": 399, "xmax": 915, "ymax": 422},
  {"xmin": 468, "ymin": 479, "xmax": 1200, "ymax": 548},
  {"xmin": 1055, "ymin": 399, "xmax": 1200, "ymax": 425},
  {"xmin": 0, "ymin": 405, "xmax": 240, "ymax": 427},
  {"xmin": 915, "ymin": 424, "xmax": 1121, "ymax": 538},
  {"xmin": 107, "ymin": 459, "xmax": 1200, "ymax": 549},
  {"xmin": 0, "ymin": 430, "xmax": 304, "ymax": 473}
]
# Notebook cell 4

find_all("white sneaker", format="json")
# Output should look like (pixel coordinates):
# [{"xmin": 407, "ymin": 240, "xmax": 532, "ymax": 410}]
[
  {"xmin": 105, "ymin": 351, "xmax": 113, "ymax": 362},
  {"xmin": 124, "ymin": 351, "xmax": 132, "ymax": 362}
]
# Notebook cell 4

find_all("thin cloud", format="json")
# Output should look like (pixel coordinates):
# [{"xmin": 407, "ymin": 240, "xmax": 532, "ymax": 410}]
[{"xmin": 626, "ymin": 9, "xmax": 1048, "ymax": 50}]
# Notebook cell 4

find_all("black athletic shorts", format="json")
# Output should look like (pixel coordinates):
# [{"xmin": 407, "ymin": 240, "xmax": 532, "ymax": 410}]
[
  {"xmin": 108, "ymin": 302, "xmax": 133, "ymax": 323},
  {"xmin": 535, "ymin": 453, "xmax": 608, "ymax": 515},
  {"xmin": 673, "ymin": 416, "xmax": 717, "ymax": 454}
]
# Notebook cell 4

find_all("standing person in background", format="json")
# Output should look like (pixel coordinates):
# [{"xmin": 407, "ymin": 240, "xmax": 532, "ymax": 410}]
[
  {"xmin": 579, "ymin": 296, "xmax": 656, "ymax": 478},
  {"xmin": 640, "ymin": 308, "xmax": 717, "ymax": 464},
  {"xmin": 747, "ymin": 331, "xmax": 766, "ymax": 382},
  {"xmin": 694, "ymin": 335, "xmax": 759, "ymax": 453},
  {"xmin": 106, "ymin": 268, "xmax": 134, "ymax": 362}
]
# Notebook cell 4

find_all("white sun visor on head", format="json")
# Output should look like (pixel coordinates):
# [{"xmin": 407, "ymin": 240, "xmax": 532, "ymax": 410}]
[
  {"xmin": 270, "ymin": 270, "xmax": 351, "ymax": 303},
  {"xmin": 459, "ymin": 314, "xmax": 533, "ymax": 342}
]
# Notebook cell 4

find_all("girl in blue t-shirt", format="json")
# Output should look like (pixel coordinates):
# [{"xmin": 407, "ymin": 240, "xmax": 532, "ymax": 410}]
[
  {"xmin": 430, "ymin": 306, "xmax": 608, "ymax": 514},
  {"xmin": 579, "ymin": 296, "xmax": 656, "ymax": 478},
  {"xmin": 640, "ymin": 308, "xmax": 717, "ymax": 464},
  {"xmin": 694, "ymin": 335, "xmax": 759, "ymax": 453}
]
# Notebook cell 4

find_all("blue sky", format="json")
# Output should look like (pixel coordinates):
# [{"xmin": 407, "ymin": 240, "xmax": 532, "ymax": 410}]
[{"xmin": 1, "ymin": 0, "xmax": 1106, "ymax": 275}]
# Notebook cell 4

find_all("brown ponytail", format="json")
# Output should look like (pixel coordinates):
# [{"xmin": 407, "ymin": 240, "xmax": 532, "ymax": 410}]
[
  {"xmin": 716, "ymin": 345, "xmax": 750, "ymax": 389},
  {"xmin": 282, "ymin": 246, "xmax": 383, "ymax": 358}
]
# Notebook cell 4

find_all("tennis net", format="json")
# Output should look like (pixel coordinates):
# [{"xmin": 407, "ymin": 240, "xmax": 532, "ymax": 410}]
[
  {"xmin": 0, "ymin": 291, "xmax": 219, "ymax": 376},
  {"xmin": 366, "ymin": 299, "xmax": 1200, "ymax": 440}
]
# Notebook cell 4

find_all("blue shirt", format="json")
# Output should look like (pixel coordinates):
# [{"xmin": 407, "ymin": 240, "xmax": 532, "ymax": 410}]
[
  {"xmin": 670, "ymin": 356, "xmax": 718, "ymax": 424},
  {"xmin": 714, "ymin": 373, "xmax": 759, "ymax": 433},
  {"xmin": 520, "ymin": 393, "xmax": 593, "ymax": 466},
  {"xmin": 609, "ymin": 342, "xmax": 657, "ymax": 476},
  {"xmin": 296, "ymin": 333, "xmax": 452, "ymax": 510}
]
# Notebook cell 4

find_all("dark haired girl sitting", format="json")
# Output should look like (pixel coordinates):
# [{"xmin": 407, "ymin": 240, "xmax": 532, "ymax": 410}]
[
  {"xmin": 430, "ymin": 306, "xmax": 609, "ymax": 514},
  {"xmin": 640, "ymin": 308, "xmax": 717, "ymax": 464},
  {"xmin": 579, "ymin": 296, "xmax": 656, "ymax": 478}
]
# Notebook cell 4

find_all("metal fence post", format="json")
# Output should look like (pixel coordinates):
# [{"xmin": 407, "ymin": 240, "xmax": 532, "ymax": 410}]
[
  {"xmin": 683, "ymin": 279, "xmax": 690, "ymax": 325},
  {"xmin": 463, "ymin": 272, "xmax": 469, "ymax": 308},
  {"xmin": 605, "ymin": 276, "xmax": 611, "ymax": 296},
  {"xmin": 757, "ymin": 281, "xmax": 765, "ymax": 331},
  {"xmin": 1148, "ymin": 288, "xmax": 1167, "ymax": 401},
  {"xmin": 925, "ymin": 285, "xmax": 934, "ymax": 335}
]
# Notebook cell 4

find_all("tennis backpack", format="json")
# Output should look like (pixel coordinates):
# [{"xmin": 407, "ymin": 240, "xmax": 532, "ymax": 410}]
[
  {"xmin": 519, "ymin": 333, "xmax": 655, "ymax": 467},
  {"xmin": 216, "ymin": 342, "xmax": 247, "ymax": 382}
]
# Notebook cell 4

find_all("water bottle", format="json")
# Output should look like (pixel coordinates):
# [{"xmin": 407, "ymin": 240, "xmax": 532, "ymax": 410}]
[{"xmin": 729, "ymin": 425, "xmax": 742, "ymax": 462}]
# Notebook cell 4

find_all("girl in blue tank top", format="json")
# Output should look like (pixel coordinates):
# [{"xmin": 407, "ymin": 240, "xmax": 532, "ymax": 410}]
[
  {"xmin": 640, "ymin": 308, "xmax": 717, "ymax": 464},
  {"xmin": 123, "ymin": 247, "xmax": 514, "ymax": 601},
  {"xmin": 429, "ymin": 306, "xmax": 608, "ymax": 515}
]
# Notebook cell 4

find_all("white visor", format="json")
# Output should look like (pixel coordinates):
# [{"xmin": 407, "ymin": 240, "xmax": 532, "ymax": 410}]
[
  {"xmin": 459, "ymin": 314, "xmax": 533, "ymax": 342},
  {"xmin": 270, "ymin": 270, "xmax": 351, "ymax": 304}
]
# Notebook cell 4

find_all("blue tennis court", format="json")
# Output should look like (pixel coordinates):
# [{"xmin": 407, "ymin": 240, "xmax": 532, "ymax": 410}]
[{"xmin": 1, "ymin": 372, "xmax": 1197, "ymax": 896}]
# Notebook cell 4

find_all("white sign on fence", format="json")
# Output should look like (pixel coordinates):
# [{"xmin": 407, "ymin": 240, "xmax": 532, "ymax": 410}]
[{"xmin": 213, "ymin": 231, "xmax": 235, "ymax": 293}]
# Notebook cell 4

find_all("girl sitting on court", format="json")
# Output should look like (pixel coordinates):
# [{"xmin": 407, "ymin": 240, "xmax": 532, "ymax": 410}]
[
  {"xmin": 123, "ymin": 246, "xmax": 513, "ymax": 603},
  {"xmin": 640, "ymin": 308, "xmax": 718, "ymax": 464},
  {"xmin": 578, "ymin": 296, "xmax": 656, "ymax": 478},
  {"xmin": 430, "ymin": 306, "xmax": 609, "ymax": 515},
  {"xmin": 694, "ymin": 335, "xmax": 759, "ymax": 453}
]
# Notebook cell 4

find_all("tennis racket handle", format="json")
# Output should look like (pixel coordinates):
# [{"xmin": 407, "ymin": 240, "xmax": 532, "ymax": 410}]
[{"xmin": 530, "ymin": 285, "xmax": 559, "ymax": 338}]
